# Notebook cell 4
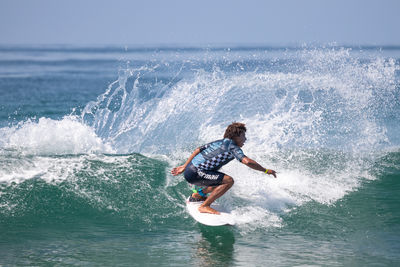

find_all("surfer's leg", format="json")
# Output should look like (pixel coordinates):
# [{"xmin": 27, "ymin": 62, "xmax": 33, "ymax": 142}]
[
  {"xmin": 198, "ymin": 175, "xmax": 234, "ymax": 215},
  {"xmin": 203, "ymin": 186, "xmax": 215, "ymax": 194}
]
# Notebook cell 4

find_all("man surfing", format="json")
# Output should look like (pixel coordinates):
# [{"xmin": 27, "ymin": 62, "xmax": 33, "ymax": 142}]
[{"xmin": 171, "ymin": 122, "xmax": 277, "ymax": 215}]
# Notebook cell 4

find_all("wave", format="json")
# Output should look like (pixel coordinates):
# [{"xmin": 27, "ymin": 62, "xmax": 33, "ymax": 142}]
[{"xmin": 1, "ymin": 46, "xmax": 399, "ymax": 230}]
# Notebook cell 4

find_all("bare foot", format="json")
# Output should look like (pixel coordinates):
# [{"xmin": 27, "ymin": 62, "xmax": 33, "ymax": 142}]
[
  {"xmin": 192, "ymin": 193, "xmax": 207, "ymax": 201},
  {"xmin": 198, "ymin": 205, "xmax": 220, "ymax": 215}
]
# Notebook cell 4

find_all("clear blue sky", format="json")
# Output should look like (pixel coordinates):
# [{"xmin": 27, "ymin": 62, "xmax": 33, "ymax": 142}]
[{"xmin": 1, "ymin": 0, "xmax": 399, "ymax": 46}]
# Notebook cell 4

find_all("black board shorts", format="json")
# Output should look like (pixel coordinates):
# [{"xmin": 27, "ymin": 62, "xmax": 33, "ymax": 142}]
[{"xmin": 184, "ymin": 163, "xmax": 225, "ymax": 186}]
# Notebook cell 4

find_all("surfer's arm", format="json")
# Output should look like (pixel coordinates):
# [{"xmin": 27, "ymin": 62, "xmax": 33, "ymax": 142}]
[
  {"xmin": 171, "ymin": 148, "xmax": 201, "ymax": 176},
  {"xmin": 241, "ymin": 156, "xmax": 277, "ymax": 178}
]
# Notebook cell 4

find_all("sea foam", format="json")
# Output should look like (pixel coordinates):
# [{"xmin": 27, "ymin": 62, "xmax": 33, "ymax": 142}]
[{"xmin": 0, "ymin": 116, "xmax": 114, "ymax": 156}]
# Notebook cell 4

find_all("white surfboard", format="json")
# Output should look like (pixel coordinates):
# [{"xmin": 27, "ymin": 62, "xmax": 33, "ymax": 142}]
[{"xmin": 186, "ymin": 197, "xmax": 235, "ymax": 226}]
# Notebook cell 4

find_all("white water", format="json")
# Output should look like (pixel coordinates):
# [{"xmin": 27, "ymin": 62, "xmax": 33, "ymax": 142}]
[{"xmin": 0, "ymin": 116, "xmax": 113, "ymax": 156}]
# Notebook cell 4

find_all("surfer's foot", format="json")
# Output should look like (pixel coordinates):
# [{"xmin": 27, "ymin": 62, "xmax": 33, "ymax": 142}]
[
  {"xmin": 189, "ymin": 196, "xmax": 206, "ymax": 202},
  {"xmin": 190, "ymin": 193, "xmax": 207, "ymax": 202},
  {"xmin": 198, "ymin": 205, "xmax": 220, "ymax": 215}
]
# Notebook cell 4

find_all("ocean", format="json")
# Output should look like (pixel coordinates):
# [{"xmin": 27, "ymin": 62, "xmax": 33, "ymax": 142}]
[{"xmin": 0, "ymin": 45, "xmax": 399, "ymax": 266}]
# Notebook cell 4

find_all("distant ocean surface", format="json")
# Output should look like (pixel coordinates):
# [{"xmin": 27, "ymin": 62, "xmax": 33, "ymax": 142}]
[{"xmin": 0, "ymin": 45, "xmax": 399, "ymax": 266}]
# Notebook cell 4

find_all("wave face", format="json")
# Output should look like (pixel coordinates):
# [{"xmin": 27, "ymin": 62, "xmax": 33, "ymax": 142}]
[
  {"xmin": 0, "ymin": 154, "xmax": 174, "ymax": 226},
  {"xmin": 0, "ymin": 46, "xmax": 399, "ymax": 266}
]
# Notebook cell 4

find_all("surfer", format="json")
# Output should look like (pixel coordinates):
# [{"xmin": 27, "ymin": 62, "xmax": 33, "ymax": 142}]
[{"xmin": 171, "ymin": 122, "xmax": 277, "ymax": 215}]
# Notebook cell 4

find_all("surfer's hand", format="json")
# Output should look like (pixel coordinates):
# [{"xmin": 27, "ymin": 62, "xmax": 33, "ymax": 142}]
[
  {"xmin": 267, "ymin": 169, "xmax": 277, "ymax": 178},
  {"xmin": 171, "ymin": 165, "xmax": 185, "ymax": 176}
]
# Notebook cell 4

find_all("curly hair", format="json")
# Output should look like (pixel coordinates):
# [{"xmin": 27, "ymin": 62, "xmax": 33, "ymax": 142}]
[{"xmin": 223, "ymin": 122, "xmax": 247, "ymax": 139}]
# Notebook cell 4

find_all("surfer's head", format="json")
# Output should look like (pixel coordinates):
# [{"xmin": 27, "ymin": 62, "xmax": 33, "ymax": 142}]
[{"xmin": 224, "ymin": 122, "xmax": 247, "ymax": 147}]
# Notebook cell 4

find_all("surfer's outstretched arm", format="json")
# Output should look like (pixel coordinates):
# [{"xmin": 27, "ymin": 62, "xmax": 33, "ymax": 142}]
[
  {"xmin": 241, "ymin": 156, "xmax": 277, "ymax": 178},
  {"xmin": 171, "ymin": 148, "xmax": 201, "ymax": 176}
]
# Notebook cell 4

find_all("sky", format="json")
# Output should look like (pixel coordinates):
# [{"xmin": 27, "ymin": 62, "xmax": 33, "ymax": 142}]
[{"xmin": 0, "ymin": 0, "xmax": 399, "ymax": 46}]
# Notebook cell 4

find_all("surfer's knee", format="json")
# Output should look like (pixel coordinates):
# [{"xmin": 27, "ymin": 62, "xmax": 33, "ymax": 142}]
[{"xmin": 223, "ymin": 175, "xmax": 234, "ymax": 186}]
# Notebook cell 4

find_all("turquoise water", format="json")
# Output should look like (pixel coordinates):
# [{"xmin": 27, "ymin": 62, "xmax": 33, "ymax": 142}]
[{"xmin": 0, "ymin": 45, "xmax": 399, "ymax": 266}]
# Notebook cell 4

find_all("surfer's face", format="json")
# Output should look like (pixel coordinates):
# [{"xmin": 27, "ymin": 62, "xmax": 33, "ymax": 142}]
[{"xmin": 234, "ymin": 132, "xmax": 246, "ymax": 147}]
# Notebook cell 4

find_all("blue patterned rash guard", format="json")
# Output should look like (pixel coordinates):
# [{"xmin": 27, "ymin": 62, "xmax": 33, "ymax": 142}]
[{"xmin": 191, "ymin": 138, "xmax": 246, "ymax": 171}]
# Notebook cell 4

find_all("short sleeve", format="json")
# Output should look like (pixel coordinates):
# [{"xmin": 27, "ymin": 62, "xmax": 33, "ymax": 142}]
[
  {"xmin": 198, "ymin": 142, "xmax": 211, "ymax": 152},
  {"xmin": 231, "ymin": 146, "xmax": 246, "ymax": 162}
]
